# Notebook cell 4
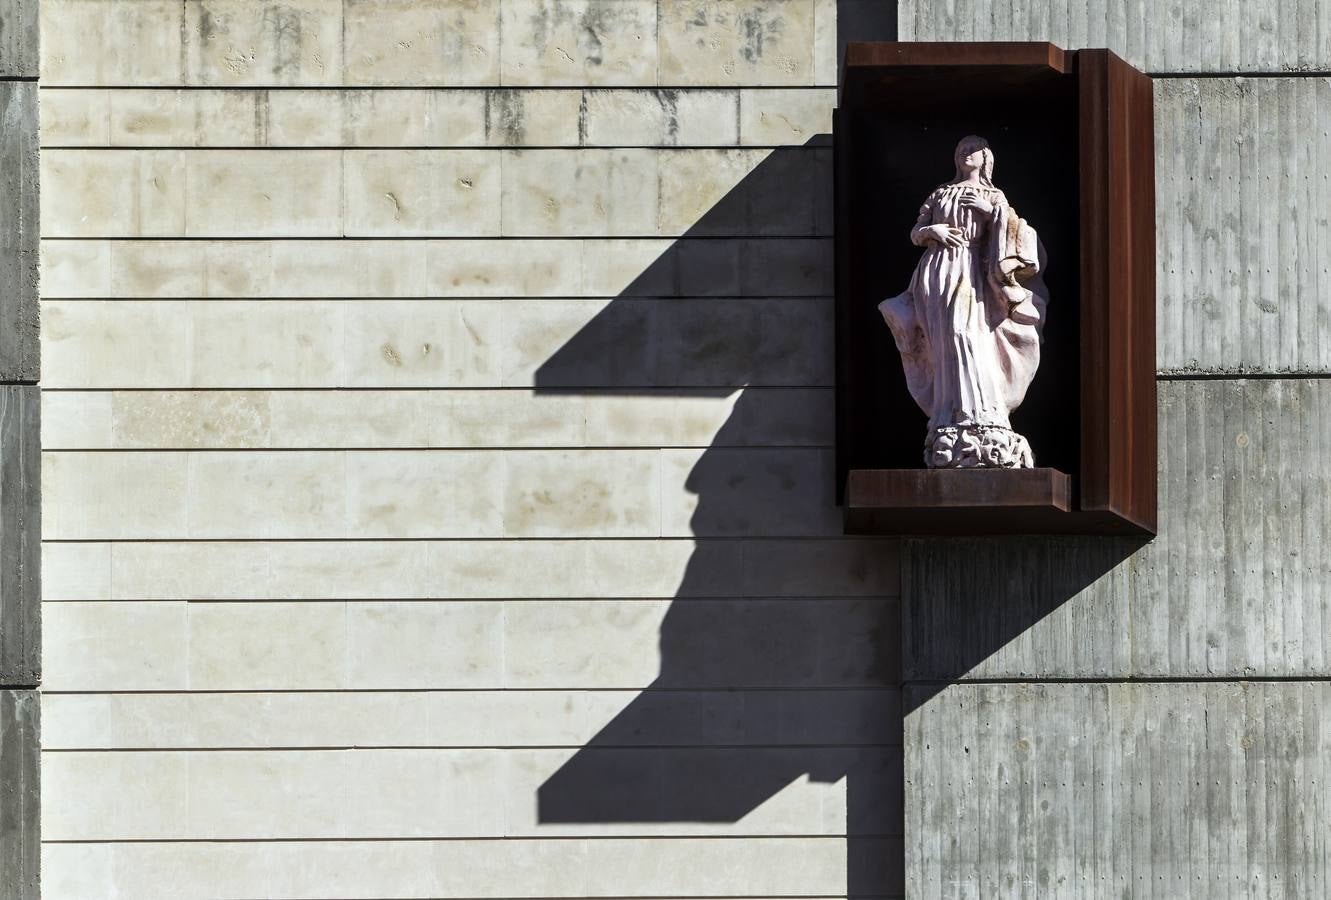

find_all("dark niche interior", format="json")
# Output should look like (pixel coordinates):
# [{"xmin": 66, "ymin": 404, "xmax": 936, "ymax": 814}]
[{"xmin": 834, "ymin": 44, "xmax": 1157, "ymax": 536}]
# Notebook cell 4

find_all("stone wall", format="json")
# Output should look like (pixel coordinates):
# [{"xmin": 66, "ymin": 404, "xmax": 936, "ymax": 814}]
[
  {"xmin": 38, "ymin": 1, "xmax": 902, "ymax": 898},
  {"xmin": 899, "ymin": 3, "xmax": 1331, "ymax": 896}
]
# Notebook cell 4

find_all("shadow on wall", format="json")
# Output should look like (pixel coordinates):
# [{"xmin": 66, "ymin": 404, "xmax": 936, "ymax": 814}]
[
  {"xmin": 531, "ymin": 7, "xmax": 1141, "ymax": 892},
  {"xmin": 531, "ymin": 131, "xmax": 904, "ymax": 895}
]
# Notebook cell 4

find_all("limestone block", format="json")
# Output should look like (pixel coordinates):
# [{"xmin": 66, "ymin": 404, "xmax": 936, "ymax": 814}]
[
  {"xmin": 347, "ymin": 602, "xmax": 504, "ymax": 687},
  {"xmin": 188, "ymin": 602, "xmax": 347, "ymax": 689},
  {"xmin": 186, "ymin": 451, "xmax": 346, "ymax": 538},
  {"xmin": 41, "ymin": 0, "xmax": 182, "ymax": 85},
  {"xmin": 483, "ymin": 89, "xmax": 583, "ymax": 145},
  {"xmin": 423, "ymin": 239, "xmax": 581, "ymax": 296},
  {"xmin": 500, "ymin": 449, "xmax": 661, "ymax": 537},
  {"xmin": 657, "ymin": 146, "xmax": 830, "ymax": 236},
  {"xmin": 500, "ymin": 0, "xmax": 657, "ymax": 86},
  {"xmin": 344, "ymin": 750, "xmax": 506, "ymax": 837},
  {"xmin": 344, "ymin": 0, "xmax": 499, "ymax": 85},
  {"xmin": 580, "ymin": 89, "xmax": 738, "ymax": 147},
  {"xmin": 104, "ymin": 540, "xmax": 431, "ymax": 601},
  {"xmin": 343, "ymin": 300, "xmax": 503, "ymax": 386},
  {"xmin": 660, "ymin": 447, "xmax": 839, "ymax": 537},
  {"xmin": 41, "ymin": 602, "xmax": 187, "ymax": 690},
  {"xmin": 503, "ymin": 297, "xmax": 833, "ymax": 387},
  {"xmin": 42, "ymin": 149, "xmax": 345, "ymax": 237},
  {"xmin": 271, "ymin": 240, "xmax": 429, "ymax": 297},
  {"xmin": 42, "ymin": 150, "xmax": 186, "ymax": 237},
  {"xmin": 43, "ymin": 837, "xmax": 871, "ymax": 899},
  {"xmin": 437, "ymin": 390, "xmax": 590, "ymax": 447},
  {"xmin": 183, "ymin": 0, "xmax": 342, "ymax": 86},
  {"xmin": 109, "ymin": 391, "xmax": 273, "ymax": 449},
  {"xmin": 110, "ymin": 90, "xmax": 257, "ymax": 146},
  {"xmin": 185, "ymin": 150, "xmax": 343, "ymax": 236},
  {"xmin": 501, "ymin": 148, "xmax": 659, "ymax": 236},
  {"xmin": 658, "ymin": 0, "xmax": 817, "ymax": 86},
  {"xmin": 41, "ymin": 542, "xmax": 111, "ymax": 602},
  {"xmin": 345, "ymin": 149, "xmax": 499, "ymax": 235},
  {"xmin": 44, "ymin": 753, "xmax": 188, "ymax": 840},
  {"xmin": 270, "ymin": 391, "xmax": 434, "ymax": 447},
  {"xmin": 48, "ymin": 536, "xmax": 895, "ymax": 600},
  {"xmin": 40, "ymin": 89, "xmax": 111, "ymax": 146},
  {"xmin": 186, "ymin": 751, "xmax": 352, "ymax": 838},
  {"xmin": 347, "ymin": 451, "xmax": 505, "ymax": 537},
  {"xmin": 193, "ymin": 301, "xmax": 346, "ymax": 387},
  {"xmin": 739, "ymin": 88, "xmax": 834, "ymax": 145},
  {"xmin": 43, "ymin": 237, "xmax": 832, "ymax": 298},
  {"xmin": 42, "ymin": 302, "xmax": 191, "ymax": 389},
  {"xmin": 42, "ymin": 687, "xmax": 899, "ymax": 748},
  {"xmin": 42, "ymin": 452, "xmax": 187, "ymax": 539}
]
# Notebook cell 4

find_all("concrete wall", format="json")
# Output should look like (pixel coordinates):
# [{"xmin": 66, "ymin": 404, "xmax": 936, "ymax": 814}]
[
  {"xmin": 899, "ymin": 3, "xmax": 1331, "ymax": 897},
  {"xmin": 38, "ymin": 1, "xmax": 902, "ymax": 898}
]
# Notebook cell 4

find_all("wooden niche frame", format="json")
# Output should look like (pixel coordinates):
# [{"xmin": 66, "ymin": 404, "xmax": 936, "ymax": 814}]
[{"xmin": 835, "ymin": 43, "xmax": 1156, "ymax": 536}]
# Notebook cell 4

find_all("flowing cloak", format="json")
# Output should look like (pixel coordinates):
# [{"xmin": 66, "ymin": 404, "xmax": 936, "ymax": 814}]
[{"xmin": 879, "ymin": 183, "xmax": 1049, "ymax": 434}]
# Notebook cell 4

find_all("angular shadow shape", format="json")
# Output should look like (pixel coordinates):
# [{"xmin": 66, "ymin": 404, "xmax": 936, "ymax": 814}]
[{"xmin": 531, "ymin": 131, "xmax": 904, "ymax": 896}]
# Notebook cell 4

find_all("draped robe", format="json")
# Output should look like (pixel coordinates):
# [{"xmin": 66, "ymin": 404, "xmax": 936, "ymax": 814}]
[{"xmin": 879, "ymin": 182, "xmax": 1048, "ymax": 465}]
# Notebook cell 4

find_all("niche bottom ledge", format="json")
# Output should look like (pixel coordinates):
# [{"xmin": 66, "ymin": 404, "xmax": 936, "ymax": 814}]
[{"xmin": 844, "ymin": 466, "xmax": 1074, "ymax": 535}]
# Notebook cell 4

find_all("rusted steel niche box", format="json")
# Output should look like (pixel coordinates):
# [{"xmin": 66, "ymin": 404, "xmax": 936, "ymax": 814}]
[{"xmin": 834, "ymin": 42, "xmax": 1156, "ymax": 536}]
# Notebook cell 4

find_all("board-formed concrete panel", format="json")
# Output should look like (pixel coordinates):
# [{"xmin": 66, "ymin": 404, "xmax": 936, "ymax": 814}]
[
  {"xmin": 905, "ymin": 681, "xmax": 1331, "ymax": 897},
  {"xmin": 1157, "ymin": 77, "xmax": 1331, "ymax": 375},
  {"xmin": 898, "ymin": 0, "xmax": 1331, "ymax": 73},
  {"xmin": 0, "ymin": 82, "xmax": 38, "ymax": 382},
  {"xmin": 0, "ymin": 387, "xmax": 38, "ymax": 685},
  {"xmin": 0, "ymin": 690, "xmax": 38, "ymax": 900},
  {"xmin": 904, "ymin": 378, "xmax": 1331, "ymax": 680},
  {"xmin": 0, "ymin": 0, "xmax": 37, "ymax": 78}
]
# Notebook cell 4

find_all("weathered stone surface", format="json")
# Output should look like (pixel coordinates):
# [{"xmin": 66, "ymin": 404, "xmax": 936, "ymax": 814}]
[
  {"xmin": 41, "ymin": 387, "xmax": 833, "ymax": 450},
  {"xmin": 904, "ymin": 378, "xmax": 1331, "ymax": 680},
  {"xmin": 43, "ymin": 446, "xmax": 841, "ymax": 539},
  {"xmin": 501, "ymin": 0, "xmax": 657, "ymax": 86},
  {"xmin": 42, "ymin": 537, "xmax": 898, "ymax": 601},
  {"xmin": 1157, "ymin": 77, "xmax": 1331, "ymax": 375},
  {"xmin": 44, "ymin": 597, "xmax": 897, "ymax": 690},
  {"xmin": 41, "ymin": 0, "xmax": 182, "ymax": 85},
  {"xmin": 658, "ymin": 0, "xmax": 817, "ymax": 86},
  {"xmin": 44, "ymin": 837, "xmax": 894, "ymax": 900},
  {"xmin": 0, "ymin": 82, "xmax": 38, "ymax": 382},
  {"xmin": 184, "ymin": 0, "xmax": 343, "ymax": 86},
  {"xmin": 0, "ymin": 388, "xmax": 38, "ymax": 685},
  {"xmin": 344, "ymin": 0, "xmax": 500, "ymax": 86},
  {"xmin": 898, "ymin": 0, "xmax": 1331, "ymax": 73},
  {"xmin": 0, "ymin": 0, "xmax": 38, "ymax": 78},
  {"xmin": 44, "ymin": 298, "xmax": 831, "ymax": 389},
  {"xmin": 0, "ymin": 690, "xmax": 38, "ymax": 900},
  {"xmin": 905, "ymin": 681, "xmax": 1331, "ymax": 897},
  {"xmin": 42, "ymin": 237, "xmax": 832, "ymax": 298},
  {"xmin": 43, "ymin": 688, "xmax": 900, "ymax": 748}
]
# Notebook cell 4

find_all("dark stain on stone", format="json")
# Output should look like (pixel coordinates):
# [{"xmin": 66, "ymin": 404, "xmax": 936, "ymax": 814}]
[
  {"xmin": 487, "ymin": 90, "xmax": 527, "ymax": 145},
  {"xmin": 657, "ymin": 89, "xmax": 680, "ymax": 144}
]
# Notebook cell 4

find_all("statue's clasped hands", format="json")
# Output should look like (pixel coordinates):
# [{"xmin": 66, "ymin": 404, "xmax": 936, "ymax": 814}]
[
  {"xmin": 959, "ymin": 193, "xmax": 995, "ymax": 216},
  {"xmin": 924, "ymin": 223, "xmax": 968, "ymax": 249}
]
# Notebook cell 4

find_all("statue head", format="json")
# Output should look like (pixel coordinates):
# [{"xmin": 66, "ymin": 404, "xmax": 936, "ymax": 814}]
[{"xmin": 952, "ymin": 135, "xmax": 995, "ymax": 186}]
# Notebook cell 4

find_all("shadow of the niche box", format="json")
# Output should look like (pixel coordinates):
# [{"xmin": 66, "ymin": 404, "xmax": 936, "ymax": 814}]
[{"xmin": 530, "ymin": 130, "xmax": 905, "ymax": 895}]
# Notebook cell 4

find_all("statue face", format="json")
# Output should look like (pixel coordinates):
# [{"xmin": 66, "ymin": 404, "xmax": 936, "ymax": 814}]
[{"xmin": 958, "ymin": 148, "xmax": 985, "ymax": 173}]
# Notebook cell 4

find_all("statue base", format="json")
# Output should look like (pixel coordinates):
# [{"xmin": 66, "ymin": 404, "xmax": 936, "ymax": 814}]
[{"xmin": 925, "ymin": 425, "xmax": 1034, "ymax": 469}]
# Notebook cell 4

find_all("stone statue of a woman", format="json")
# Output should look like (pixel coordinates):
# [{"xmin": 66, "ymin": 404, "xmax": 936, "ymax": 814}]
[{"xmin": 878, "ymin": 135, "xmax": 1049, "ymax": 468}]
